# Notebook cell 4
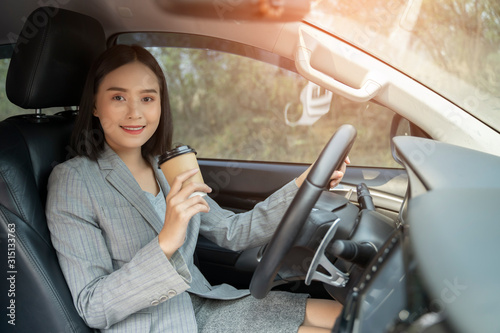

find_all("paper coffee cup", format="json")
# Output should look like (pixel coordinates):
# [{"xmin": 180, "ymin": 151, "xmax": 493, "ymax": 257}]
[{"xmin": 158, "ymin": 145, "xmax": 205, "ymax": 198}]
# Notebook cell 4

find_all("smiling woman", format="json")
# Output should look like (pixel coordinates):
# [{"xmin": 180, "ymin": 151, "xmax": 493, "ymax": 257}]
[{"xmin": 45, "ymin": 44, "xmax": 346, "ymax": 333}]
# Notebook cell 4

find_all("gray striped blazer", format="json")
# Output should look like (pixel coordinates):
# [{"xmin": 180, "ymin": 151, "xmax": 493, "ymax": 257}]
[{"xmin": 46, "ymin": 144, "xmax": 298, "ymax": 332}]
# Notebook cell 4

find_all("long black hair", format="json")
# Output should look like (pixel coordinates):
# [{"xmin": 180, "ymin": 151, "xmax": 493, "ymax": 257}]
[{"xmin": 71, "ymin": 44, "xmax": 172, "ymax": 160}]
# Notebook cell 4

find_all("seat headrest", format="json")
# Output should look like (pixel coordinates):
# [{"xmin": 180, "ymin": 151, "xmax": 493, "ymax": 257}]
[{"xmin": 6, "ymin": 7, "xmax": 106, "ymax": 109}]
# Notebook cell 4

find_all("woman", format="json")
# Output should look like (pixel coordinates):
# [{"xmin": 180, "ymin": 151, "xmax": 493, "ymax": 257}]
[{"xmin": 46, "ymin": 45, "xmax": 347, "ymax": 332}]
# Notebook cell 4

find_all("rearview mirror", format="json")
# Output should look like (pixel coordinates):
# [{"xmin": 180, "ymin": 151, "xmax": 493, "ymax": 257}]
[{"xmin": 155, "ymin": 0, "xmax": 312, "ymax": 21}]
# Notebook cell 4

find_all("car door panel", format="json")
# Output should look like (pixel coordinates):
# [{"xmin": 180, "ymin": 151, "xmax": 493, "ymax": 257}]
[{"xmin": 197, "ymin": 159, "xmax": 407, "ymax": 287}]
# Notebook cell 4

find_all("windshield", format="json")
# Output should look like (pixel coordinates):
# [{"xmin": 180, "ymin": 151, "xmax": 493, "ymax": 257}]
[{"xmin": 306, "ymin": 0, "xmax": 500, "ymax": 132}]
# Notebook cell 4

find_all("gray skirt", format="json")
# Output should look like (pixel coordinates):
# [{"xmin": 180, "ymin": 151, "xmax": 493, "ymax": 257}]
[{"xmin": 189, "ymin": 291, "xmax": 309, "ymax": 333}]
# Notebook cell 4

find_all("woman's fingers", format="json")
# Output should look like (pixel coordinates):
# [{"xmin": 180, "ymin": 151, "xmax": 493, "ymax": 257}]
[
  {"xmin": 331, "ymin": 164, "xmax": 346, "ymax": 180},
  {"xmin": 168, "ymin": 168, "xmax": 200, "ymax": 195},
  {"xmin": 329, "ymin": 173, "xmax": 343, "ymax": 189},
  {"xmin": 295, "ymin": 156, "xmax": 351, "ymax": 188},
  {"xmin": 171, "ymin": 191, "xmax": 210, "ymax": 215},
  {"xmin": 160, "ymin": 170, "xmax": 212, "ymax": 258},
  {"xmin": 177, "ymin": 181, "xmax": 212, "ymax": 200},
  {"xmin": 167, "ymin": 169, "xmax": 211, "ymax": 204},
  {"xmin": 178, "ymin": 198, "xmax": 211, "ymax": 220},
  {"xmin": 329, "ymin": 157, "xmax": 350, "ymax": 188},
  {"xmin": 160, "ymin": 193, "xmax": 210, "ymax": 258}
]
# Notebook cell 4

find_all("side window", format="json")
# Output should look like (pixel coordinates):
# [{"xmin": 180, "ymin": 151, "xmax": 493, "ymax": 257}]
[
  {"xmin": 0, "ymin": 46, "xmax": 24, "ymax": 121},
  {"xmin": 149, "ymin": 47, "xmax": 398, "ymax": 167}
]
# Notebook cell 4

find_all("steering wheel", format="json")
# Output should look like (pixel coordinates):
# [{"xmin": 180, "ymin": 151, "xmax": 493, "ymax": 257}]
[{"xmin": 249, "ymin": 124, "xmax": 357, "ymax": 299}]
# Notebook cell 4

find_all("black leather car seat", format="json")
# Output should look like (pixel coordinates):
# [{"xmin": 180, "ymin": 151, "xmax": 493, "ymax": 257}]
[{"xmin": 0, "ymin": 7, "xmax": 105, "ymax": 332}]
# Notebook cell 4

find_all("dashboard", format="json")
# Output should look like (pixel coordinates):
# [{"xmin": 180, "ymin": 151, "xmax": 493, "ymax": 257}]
[
  {"xmin": 336, "ymin": 227, "xmax": 415, "ymax": 332},
  {"xmin": 335, "ymin": 136, "xmax": 500, "ymax": 333},
  {"xmin": 352, "ymin": 231, "xmax": 406, "ymax": 332}
]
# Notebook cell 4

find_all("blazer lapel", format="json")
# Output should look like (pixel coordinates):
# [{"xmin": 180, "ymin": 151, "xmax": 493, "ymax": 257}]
[
  {"xmin": 152, "ymin": 157, "xmax": 171, "ymax": 196},
  {"xmin": 97, "ymin": 145, "xmax": 164, "ymax": 234}
]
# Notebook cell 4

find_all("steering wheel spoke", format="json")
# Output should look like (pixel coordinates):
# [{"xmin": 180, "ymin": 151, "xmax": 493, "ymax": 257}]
[{"xmin": 305, "ymin": 218, "xmax": 349, "ymax": 287}]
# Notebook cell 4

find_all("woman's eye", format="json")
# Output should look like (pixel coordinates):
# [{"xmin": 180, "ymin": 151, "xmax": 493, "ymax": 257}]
[
  {"xmin": 112, "ymin": 95, "xmax": 125, "ymax": 101},
  {"xmin": 142, "ymin": 97, "xmax": 154, "ymax": 102}
]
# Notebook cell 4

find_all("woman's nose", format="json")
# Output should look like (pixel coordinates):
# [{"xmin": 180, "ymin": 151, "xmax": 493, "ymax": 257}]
[{"xmin": 126, "ymin": 100, "xmax": 142, "ymax": 119}]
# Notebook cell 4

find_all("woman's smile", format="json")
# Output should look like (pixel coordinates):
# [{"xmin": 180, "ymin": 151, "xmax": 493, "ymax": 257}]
[{"xmin": 120, "ymin": 125, "xmax": 146, "ymax": 135}]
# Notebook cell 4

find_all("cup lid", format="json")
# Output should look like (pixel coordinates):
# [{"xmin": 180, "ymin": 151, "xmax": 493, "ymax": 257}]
[{"xmin": 158, "ymin": 145, "xmax": 197, "ymax": 167}]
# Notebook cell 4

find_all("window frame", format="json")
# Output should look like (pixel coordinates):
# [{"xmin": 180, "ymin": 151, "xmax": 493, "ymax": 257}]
[{"xmin": 114, "ymin": 32, "xmax": 298, "ymax": 74}]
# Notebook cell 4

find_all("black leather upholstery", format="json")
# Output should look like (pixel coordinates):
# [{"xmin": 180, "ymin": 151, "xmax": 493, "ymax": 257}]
[
  {"xmin": 6, "ymin": 6, "xmax": 105, "ymax": 109},
  {"xmin": 0, "ymin": 6, "xmax": 105, "ymax": 333}
]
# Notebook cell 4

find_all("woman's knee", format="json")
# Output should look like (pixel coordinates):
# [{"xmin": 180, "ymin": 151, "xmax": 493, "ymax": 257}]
[{"xmin": 302, "ymin": 298, "xmax": 342, "ymax": 329}]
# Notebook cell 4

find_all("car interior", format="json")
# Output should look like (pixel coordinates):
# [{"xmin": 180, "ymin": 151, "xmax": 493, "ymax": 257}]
[
  {"xmin": 1, "ymin": 2, "xmax": 500, "ymax": 333},
  {"xmin": 0, "ymin": 5, "xmax": 401, "ymax": 332}
]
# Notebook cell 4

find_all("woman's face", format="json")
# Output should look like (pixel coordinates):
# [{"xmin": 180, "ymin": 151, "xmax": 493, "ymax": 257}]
[{"xmin": 94, "ymin": 61, "xmax": 161, "ymax": 156}]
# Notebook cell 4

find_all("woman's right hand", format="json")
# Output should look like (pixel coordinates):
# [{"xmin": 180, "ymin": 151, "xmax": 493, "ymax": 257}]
[{"xmin": 158, "ymin": 168, "xmax": 212, "ymax": 258}]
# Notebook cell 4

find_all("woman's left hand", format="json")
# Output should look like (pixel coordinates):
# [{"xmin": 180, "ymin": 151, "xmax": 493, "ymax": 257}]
[{"xmin": 295, "ymin": 156, "xmax": 350, "ymax": 189}]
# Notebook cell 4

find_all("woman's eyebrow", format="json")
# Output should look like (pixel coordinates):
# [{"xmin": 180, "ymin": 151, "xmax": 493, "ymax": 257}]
[
  {"xmin": 107, "ymin": 87, "xmax": 127, "ymax": 92},
  {"xmin": 106, "ymin": 87, "xmax": 158, "ymax": 94},
  {"xmin": 141, "ymin": 89, "xmax": 158, "ymax": 94}
]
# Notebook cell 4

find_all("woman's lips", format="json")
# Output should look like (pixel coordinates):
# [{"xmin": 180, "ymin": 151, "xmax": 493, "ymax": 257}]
[{"xmin": 120, "ymin": 126, "xmax": 145, "ymax": 135}]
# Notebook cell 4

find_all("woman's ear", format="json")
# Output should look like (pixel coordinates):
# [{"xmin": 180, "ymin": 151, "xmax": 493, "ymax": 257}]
[{"xmin": 93, "ymin": 107, "xmax": 98, "ymax": 117}]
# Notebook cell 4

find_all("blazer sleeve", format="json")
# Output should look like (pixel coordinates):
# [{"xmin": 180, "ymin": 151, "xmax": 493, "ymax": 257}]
[
  {"xmin": 46, "ymin": 162, "xmax": 191, "ymax": 329},
  {"xmin": 199, "ymin": 180, "xmax": 299, "ymax": 251}
]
